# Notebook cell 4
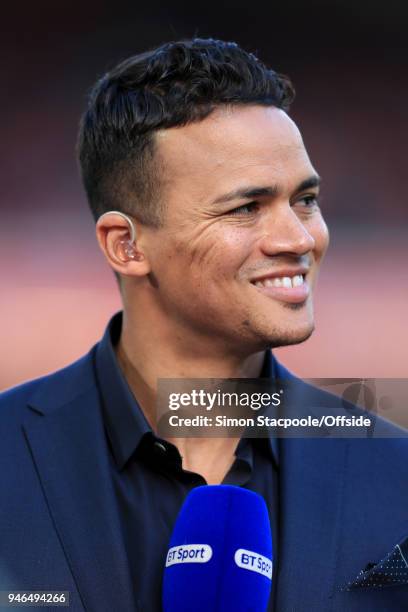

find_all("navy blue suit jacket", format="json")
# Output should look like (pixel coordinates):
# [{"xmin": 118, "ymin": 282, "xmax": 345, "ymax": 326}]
[{"xmin": 1, "ymin": 344, "xmax": 407, "ymax": 611}]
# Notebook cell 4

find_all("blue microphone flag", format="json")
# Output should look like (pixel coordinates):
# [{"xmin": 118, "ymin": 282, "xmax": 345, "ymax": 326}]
[{"xmin": 163, "ymin": 484, "xmax": 273, "ymax": 611}]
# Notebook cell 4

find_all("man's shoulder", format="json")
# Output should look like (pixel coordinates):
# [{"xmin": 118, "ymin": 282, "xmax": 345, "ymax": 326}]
[
  {"xmin": 0, "ymin": 345, "xmax": 99, "ymax": 424},
  {"xmin": 273, "ymin": 356, "xmax": 408, "ymax": 455}
]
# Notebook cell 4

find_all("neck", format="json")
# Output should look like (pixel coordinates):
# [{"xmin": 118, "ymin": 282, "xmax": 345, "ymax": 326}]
[
  {"xmin": 116, "ymin": 300, "xmax": 268, "ymax": 485},
  {"xmin": 116, "ymin": 309, "xmax": 266, "ymax": 428}
]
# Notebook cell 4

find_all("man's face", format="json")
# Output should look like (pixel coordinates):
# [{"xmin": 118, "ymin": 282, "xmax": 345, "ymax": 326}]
[{"xmin": 143, "ymin": 105, "xmax": 329, "ymax": 354}]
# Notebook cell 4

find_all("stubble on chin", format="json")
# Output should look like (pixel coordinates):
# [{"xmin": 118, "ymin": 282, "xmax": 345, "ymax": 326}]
[
  {"xmin": 239, "ymin": 302, "xmax": 315, "ymax": 350},
  {"xmin": 267, "ymin": 325, "xmax": 315, "ymax": 349},
  {"xmin": 282, "ymin": 301, "xmax": 308, "ymax": 311}
]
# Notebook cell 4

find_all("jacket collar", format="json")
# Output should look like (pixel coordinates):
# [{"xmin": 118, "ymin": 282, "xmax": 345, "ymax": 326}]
[{"xmin": 24, "ymin": 346, "xmax": 136, "ymax": 612}]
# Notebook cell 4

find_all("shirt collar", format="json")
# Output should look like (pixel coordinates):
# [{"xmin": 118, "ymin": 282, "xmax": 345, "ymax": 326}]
[{"xmin": 95, "ymin": 312, "xmax": 279, "ymax": 470}]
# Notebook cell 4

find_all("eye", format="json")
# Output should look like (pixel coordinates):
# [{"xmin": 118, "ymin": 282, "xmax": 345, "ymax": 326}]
[
  {"xmin": 229, "ymin": 201, "xmax": 260, "ymax": 216},
  {"xmin": 297, "ymin": 194, "xmax": 320, "ymax": 208}
]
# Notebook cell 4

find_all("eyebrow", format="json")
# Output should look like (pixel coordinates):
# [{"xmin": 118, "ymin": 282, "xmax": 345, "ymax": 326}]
[{"xmin": 211, "ymin": 175, "xmax": 321, "ymax": 206}]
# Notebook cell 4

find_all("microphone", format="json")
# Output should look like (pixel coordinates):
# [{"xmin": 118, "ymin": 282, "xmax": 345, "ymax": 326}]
[{"xmin": 163, "ymin": 485, "xmax": 273, "ymax": 611}]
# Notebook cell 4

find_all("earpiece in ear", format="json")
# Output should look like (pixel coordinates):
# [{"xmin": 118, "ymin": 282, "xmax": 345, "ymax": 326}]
[
  {"xmin": 120, "ymin": 239, "xmax": 136, "ymax": 259},
  {"xmin": 98, "ymin": 210, "xmax": 141, "ymax": 262}
]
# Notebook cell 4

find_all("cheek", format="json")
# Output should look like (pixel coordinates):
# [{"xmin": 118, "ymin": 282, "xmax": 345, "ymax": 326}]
[{"xmin": 185, "ymin": 226, "xmax": 254, "ymax": 275}]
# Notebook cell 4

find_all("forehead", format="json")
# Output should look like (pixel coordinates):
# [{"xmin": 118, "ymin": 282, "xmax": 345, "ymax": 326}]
[{"xmin": 155, "ymin": 105, "xmax": 314, "ymax": 199}]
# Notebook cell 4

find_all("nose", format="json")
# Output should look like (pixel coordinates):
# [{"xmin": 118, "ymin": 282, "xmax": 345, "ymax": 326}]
[{"xmin": 259, "ymin": 205, "xmax": 315, "ymax": 257}]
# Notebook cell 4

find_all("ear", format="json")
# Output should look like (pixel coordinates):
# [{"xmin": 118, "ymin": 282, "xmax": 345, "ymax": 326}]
[{"xmin": 95, "ymin": 212, "xmax": 151, "ymax": 277}]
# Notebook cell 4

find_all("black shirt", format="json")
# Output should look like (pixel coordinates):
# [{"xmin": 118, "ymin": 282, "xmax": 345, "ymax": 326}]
[{"xmin": 94, "ymin": 313, "xmax": 279, "ymax": 611}]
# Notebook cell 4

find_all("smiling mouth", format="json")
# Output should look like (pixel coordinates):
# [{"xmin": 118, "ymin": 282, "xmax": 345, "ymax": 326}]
[
  {"xmin": 252, "ymin": 274, "xmax": 305, "ymax": 289},
  {"xmin": 250, "ymin": 273, "xmax": 310, "ymax": 304}
]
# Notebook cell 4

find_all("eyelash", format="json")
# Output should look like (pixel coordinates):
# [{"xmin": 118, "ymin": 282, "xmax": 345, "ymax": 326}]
[
  {"xmin": 299, "ymin": 195, "xmax": 319, "ymax": 208},
  {"xmin": 229, "ymin": 195, "xmax": 320, "ymax": 216},
  {"xmin": 229, "ymin": 202, "xmax": 260, "ymax": 216}
]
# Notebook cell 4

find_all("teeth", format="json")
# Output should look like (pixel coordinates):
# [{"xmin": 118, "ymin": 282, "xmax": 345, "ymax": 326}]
[
  {"xmin": 254, "ymin": 274, "xmax": 304, "ymax": 288},
  {"xmin": 264, "ymin": 278, "xmax": 278, "ymax": 287}
]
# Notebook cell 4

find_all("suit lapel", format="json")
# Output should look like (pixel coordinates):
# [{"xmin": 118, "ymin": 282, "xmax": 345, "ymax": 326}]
[
  {"xmin": 275, "ymin": 436, "xmax": 348, "ymax": 611},
  {"xmin": 273, "ymin": 360, "xmax": 348, "ymax": 612},
  {"xmin": 23, "ymin": 354, "xmax": 136, "ymax": 612}
]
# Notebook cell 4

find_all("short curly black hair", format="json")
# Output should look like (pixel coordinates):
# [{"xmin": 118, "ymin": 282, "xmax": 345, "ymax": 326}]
[{"xmin": 78, "ymin": 38, "xmax": 295, "ymax": 226}]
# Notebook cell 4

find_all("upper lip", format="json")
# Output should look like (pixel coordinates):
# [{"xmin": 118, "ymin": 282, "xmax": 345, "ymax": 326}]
[{"xmin": 250, "ymin": 267, "xmax": 310, "ymax": 283}]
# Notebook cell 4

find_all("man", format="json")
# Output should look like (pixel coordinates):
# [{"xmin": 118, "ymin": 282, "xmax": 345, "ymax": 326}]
[{"xmin": 1, "ymin": 39, "xmax": 407, "ymax": 611}]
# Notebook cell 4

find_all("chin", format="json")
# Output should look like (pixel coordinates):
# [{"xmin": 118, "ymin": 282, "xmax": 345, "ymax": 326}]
[
  {"xmin": 267, "ymin": 322, "xmax": 315, "ymax": 348},
  {"xmin": 235, "ymin": 304, "xmax": 315, "ymax": 352},
  {"xmin": 255, "ymin": 309, "xmax": 315, "ymax": 348}
]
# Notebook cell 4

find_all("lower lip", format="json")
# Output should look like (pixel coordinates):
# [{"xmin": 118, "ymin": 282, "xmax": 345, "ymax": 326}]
[{"xmin": 251, "ymin": 280, "xmax": 310, "ymax": 304}]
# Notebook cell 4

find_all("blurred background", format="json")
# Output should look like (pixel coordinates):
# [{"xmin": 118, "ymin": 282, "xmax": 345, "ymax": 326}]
[{"xmin": 1, "ymin": 0, "xmax": 407, "ymax": 394}]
